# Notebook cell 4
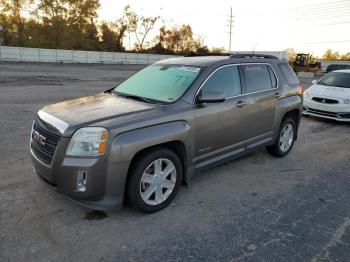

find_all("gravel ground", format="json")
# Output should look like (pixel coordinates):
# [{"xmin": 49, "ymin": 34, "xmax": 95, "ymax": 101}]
[{"xmin": 0, "ymin": 62, "xmax": 349, "ymax": 262}]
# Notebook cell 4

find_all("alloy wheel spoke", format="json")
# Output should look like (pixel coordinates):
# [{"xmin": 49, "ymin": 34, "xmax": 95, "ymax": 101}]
[
  {"xmin": 160, "ymin": 163, "xmax": 175, "ymax": 179},
  {"xmin": 154, "ymin": 159, "xmax": 162, "ymax": 175},
  {"xmin": 142, "ymin": 184, "xmax": 157, "ymax": 200},
  {"xmin": 141, "ymin": 174, "xmax": 156, "ymax": 184},
  {"xmin": 155, "ymin": 186, "xmax": 165, "ymax": 204},
  {"xmin": 161, "ymin": 179, "xmax": 175, "ymax": 189}
]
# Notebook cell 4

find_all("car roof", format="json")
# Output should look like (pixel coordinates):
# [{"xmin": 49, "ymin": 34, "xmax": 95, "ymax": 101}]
[{"xmin": 155, "ymin": 55, "xmax": 283, "ymax": 67}]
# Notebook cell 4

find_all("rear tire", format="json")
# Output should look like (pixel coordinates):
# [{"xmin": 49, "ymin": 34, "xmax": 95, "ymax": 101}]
[
  {"xmin": 267, "ymin": 117, "xmax": 297, "ymax": 157},
  {"xmin": 126, "ymin": 147, "xmax": 182, "ymax": 213}
]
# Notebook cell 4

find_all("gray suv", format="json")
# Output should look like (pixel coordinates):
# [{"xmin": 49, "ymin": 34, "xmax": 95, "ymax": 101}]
[{"xmin": 30, "ymin": 54, "xmax": 303, "ymax": 213}]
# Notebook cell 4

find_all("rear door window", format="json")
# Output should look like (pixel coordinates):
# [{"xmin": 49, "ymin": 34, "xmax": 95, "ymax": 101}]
[
  {"xmin": 201, "ymin": 65, "xmax": 241, "ymax": 98},
  {"xmin": 279, "ymin": 63, "xmax": 299, "ymax": 85},
  {"xmin": 241, "ymin": 64, "xmax": 274, "ymax": 93}
]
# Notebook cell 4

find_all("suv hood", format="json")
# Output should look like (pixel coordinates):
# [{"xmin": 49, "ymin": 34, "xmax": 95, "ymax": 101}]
[
  {"xmin": 37, "ymin": 93, "xmax": 164, "ymax": 137},
  {"xmin": 309, "ymin": 84, "xmax": 350, "ymax": 99}
]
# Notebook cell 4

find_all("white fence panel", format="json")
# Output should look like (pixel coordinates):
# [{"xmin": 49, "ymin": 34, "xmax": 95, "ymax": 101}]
[
  {"xmin": 39, "ymin": 48, "xmax": 57, "ymax": 62},
  {"xmin": 100, "ymin": 52, "xmax": 114, "ymax": 64},
  {"xmin": 0, "ymin": 46, "xmax": 180, "ymax": 64},
  {"xmin": 57, "ymin": 49, "xmax": 73, "ymax": 62},
  {"xmin": 321, "ymin": 61, "xmax": 350, "ymax": 72},
  {"xmin": 0, "ymin": 46, "xmax": 21, "ymax": 61}
]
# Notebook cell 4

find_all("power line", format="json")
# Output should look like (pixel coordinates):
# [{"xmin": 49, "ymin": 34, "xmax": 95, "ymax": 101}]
[
  {"xmin": 296, "ymin": 10, "xmax": 350, "ymax": 21},
  {"xmin": 290, "ymin": 0, "xmax": 349, "ymax": 11},
  {"xmin": 294, "ymin": 7, "xmax": 350, "ymax": 17},
  {"xmin": 294, "ymin": 39, "xmax": 350, "ymax": 45},
  {"xmin": 293, "ymin": 5, "xmax": 350, "ymax": 14},
  {"xmin": 319, "ymin": 20, "xmax": 350, "ymax": 26}
]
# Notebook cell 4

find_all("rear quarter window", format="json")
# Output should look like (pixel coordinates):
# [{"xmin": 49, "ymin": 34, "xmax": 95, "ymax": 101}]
[
  {"xmin": 241, "ymin": 64, "xmax": 275, "ymax": 93},
  {"xmin": 279, "ymin": 63, "xmax": 299, "ymax": 86}
]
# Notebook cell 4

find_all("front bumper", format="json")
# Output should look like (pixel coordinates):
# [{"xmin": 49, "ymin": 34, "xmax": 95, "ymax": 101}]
[
  {"xmin": 31, "ymin": 142, "xmax": 129, "ymax": 211},
  {"xmin": 303, "ymin": 98, "xmax": 350, "ymax": 122}
]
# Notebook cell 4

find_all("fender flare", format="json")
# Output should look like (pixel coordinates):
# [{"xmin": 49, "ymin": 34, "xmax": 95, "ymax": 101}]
[{"xmin": 109, "ymin": 121, "xmax": 192, "ymax": 163}]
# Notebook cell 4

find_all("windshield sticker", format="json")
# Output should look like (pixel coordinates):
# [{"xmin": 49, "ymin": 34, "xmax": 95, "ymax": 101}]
[{"xmin": 179, "ymin": 66, "xmax": 200, "ymax": 73}]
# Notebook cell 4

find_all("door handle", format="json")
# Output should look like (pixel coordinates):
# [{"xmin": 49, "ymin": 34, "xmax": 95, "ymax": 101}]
[{"xmin": 236, "ymin": 100, "xmax": 247, "ymax": 108}]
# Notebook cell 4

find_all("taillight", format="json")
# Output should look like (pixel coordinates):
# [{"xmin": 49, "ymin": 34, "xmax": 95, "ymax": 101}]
[{"xmin": 299, "ymin": 84, "xmax": 305, "ymax": 95}]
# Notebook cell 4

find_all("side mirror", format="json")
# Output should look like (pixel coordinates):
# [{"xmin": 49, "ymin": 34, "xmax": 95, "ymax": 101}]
[
  {"xmin": 311, "ymin": 80, "xmax": 318, "ymax": 85},
  {"xmin": 196, "ymin": 92, "xmax": 226, "ymax": 104}
]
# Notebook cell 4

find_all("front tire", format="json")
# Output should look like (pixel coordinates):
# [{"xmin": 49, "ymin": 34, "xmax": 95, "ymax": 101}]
[
  {"xmin": 267, "ymin": 117, "xmax": 297, "ymax": 157},
  {"xmin": 126, "ymin": 147, "xmax": 182, "ymax": 213}
]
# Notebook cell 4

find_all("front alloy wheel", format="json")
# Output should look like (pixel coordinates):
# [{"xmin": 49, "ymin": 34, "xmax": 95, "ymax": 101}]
[
  {"xmin": 127, "ymin": 147, "xmax": 182, "ymax": 213},
  {"xmin": 140, "ymin": 158, "xmax": 177, "ymax": 206}
]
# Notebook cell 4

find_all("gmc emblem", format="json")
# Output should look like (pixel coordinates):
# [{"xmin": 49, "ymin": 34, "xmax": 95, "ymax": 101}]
[{"xmin": 33, "ymin": 130, "xmax": 46, "ymax": 146}]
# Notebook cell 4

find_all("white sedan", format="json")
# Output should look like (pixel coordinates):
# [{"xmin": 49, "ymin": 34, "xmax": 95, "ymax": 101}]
[{"xmin": 303, "ymin": 70, "xmax": 350, "ymax": 122}]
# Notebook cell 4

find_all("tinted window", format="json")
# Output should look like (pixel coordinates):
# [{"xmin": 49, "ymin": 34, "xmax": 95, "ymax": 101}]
[
  {"xmin": 279, "ymin": 63, "xmax": 299, "ymax": 86},
  {"xmin": 241, "ymin": 64, "xmax": 274, "ymax": 93},
  {"xmin": 201, "ymin": 66, "xmax": 241, "ymax": 98}
]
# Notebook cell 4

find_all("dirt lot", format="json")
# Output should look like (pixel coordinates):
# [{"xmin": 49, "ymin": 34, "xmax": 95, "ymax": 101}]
[{"xmin": 0, "ymin": 62, "xmax": 350, "ymax": 262}]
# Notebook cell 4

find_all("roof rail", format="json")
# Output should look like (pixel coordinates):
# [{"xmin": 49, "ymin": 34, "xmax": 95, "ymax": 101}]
[
  {"xmin": 229, "ymin": 53, "xmax": 279, "ymax": 59},
  {"xmin": 184, "ymin": 53, "xmax": 231, "ymax": 57}
]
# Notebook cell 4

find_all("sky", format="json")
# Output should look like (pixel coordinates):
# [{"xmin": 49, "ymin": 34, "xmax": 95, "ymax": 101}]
[{"xmin": 98, "ymin": 0, "xmax": 350, "ymax": 56}]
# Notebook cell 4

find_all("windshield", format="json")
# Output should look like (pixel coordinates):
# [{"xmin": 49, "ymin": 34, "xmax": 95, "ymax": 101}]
[
  {"xmin": 113, "ymin": 65, "xmax": 201, "ymax": 103},
  {"xmin": 318, "ymin": 72, "xmax": 350, "ymax": 88}
]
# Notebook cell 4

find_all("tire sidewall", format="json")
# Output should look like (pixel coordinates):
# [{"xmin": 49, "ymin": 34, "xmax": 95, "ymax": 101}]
[
  {"xmin": 276, "ymin": 118, "xmax": 296, "ymax": 157},
  {"xmin": 127, "ymin": 148, "xmax": 183, "ymax": 213}
]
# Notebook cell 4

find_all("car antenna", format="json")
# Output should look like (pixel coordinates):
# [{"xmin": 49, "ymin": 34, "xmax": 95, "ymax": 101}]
[{"xmin": 252, "ymin": 42, "xmax": 258, "ymax": 55}]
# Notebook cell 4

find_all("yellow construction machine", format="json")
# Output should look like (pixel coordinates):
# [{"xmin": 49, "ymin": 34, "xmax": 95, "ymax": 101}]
[{"xmin": 290, "ymin": 53, "xmax": 321, "ymax": 73}]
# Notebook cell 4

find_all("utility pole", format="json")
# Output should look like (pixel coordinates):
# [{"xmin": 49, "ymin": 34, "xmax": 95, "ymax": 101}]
[{"xmin": 227, "ymin": 7, "xmax": 234, "ymax": 51}]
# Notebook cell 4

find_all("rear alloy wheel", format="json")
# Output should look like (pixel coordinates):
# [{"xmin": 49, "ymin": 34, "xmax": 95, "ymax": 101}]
[
  {"xmin": 127, "ymin": 148, "xmax": 182, "ymax": 213},
  {"xmin": 267, "ymin": 117, "xmax": 296, "ymax": 157},
  {"xmin": 279, "ymin": 123, "xmax": 294, "ymax": 153}
]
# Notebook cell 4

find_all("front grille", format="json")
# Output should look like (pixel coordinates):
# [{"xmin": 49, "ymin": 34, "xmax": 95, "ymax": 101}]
[
  {"xmin": 31, "ymin": 122, "xmax": 60, "ymax": 165},
  {"xmin": 312, "ymin": 97, "xmax": 339, "ymax": 104}
]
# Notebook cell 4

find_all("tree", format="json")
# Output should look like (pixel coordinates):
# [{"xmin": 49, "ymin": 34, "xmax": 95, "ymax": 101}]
[
  {"xmin": 155, "ymin": 25, "xmax": 208, "ymax": 55},
  {"xmin": 0, "ymin": 0, "xmax": 33, "ymax": 46},
  {"xmin": 211, "ymin": 47, "xmax": 226, "ymax": 53},
  {"xmin": 340, "ymin": 52, "xmax": 350, "ymax": 61},
  {"xmin": 322, "ymin": 49, "xmax": 340, "ymax": 61},
  {"xmin": 285, "ymin": 48, "xmax": 297, "ymax": 61},
  {"xmin": 34, "ymin": 0, "xmax": 100, "ymax": 50},
  {"xmin": 100, "ymin": 21, "xmax": 126, "ymax": 52},
  {"xmin": 124, "ymin": 5, "xmax": 159, "ymax": 51}
]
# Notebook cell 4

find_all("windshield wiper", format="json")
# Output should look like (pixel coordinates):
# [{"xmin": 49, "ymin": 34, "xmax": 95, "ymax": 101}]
[
  {"xmin": 318, "ymin": 82, "xmax": 331, "ymax": 86},
  {"xmin": 116, "ymin": 93, "xmax": 152, "ymax": 103}
]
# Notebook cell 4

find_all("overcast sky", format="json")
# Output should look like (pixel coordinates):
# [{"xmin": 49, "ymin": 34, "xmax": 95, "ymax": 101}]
[{"xmin": 99, "ymin": 0, "xmax": 350, "ymax": 56}]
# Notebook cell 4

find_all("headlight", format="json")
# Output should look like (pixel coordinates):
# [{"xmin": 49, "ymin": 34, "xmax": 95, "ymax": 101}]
[
  {"xmin": 303, "ymin": 90, "xmax": 310, "ymax": 99},
  {"xmin": 66, "ymin": 127, "xmax": 108, "ymax": 156},
  {"xmin": 344, "ymin": 98, "xmax": 350, "ymax": 104}
]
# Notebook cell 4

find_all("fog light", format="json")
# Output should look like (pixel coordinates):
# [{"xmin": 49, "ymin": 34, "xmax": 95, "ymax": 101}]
[{"xmin": 77, "ymin": 171, "xmax": 87, "ymax": 192}]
